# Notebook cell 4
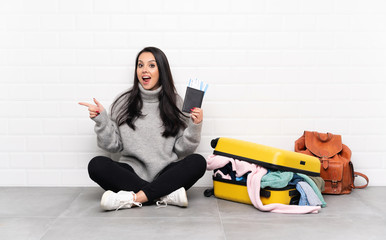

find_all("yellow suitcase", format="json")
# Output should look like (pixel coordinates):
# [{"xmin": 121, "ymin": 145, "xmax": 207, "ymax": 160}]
[
  {"xmin": 206, "ymin": 176, "xmax": 300, "ymax": 205},
  {"xmin": 211, "ymin": 137, "xmax": 320, "ymax": 176}
]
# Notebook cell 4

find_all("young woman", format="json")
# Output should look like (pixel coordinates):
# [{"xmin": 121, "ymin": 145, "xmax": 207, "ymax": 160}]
[{"xmin": 79, "ymin": 47, "xmax": 206, "ymax": 211}]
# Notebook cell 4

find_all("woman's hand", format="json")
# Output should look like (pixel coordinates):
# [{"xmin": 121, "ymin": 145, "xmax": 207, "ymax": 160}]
[
  {"xmin": 78, "ymin": 98, "xmax": 105, "ymax": 118},
  {"xmin": 190, "ymin": 107, "xmax": 203, "ymax": 124}
]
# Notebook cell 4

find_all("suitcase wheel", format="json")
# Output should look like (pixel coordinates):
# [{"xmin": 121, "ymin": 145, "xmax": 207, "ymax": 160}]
[{"xmin": 204, "ymin": 188, "xmax": 214, "ymax": 197}]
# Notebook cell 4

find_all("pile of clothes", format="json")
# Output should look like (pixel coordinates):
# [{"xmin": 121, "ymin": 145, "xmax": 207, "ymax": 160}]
[{"xmin": 207, "ymin": 154, "xmax": 327, "ymax": 214}]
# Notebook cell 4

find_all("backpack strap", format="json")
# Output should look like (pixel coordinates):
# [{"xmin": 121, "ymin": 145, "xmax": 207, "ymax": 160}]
[
  {"xmin": 314, "ymin": 132, "xmax": 333, "ymax": 142},
  {"xmin": 353, "ymin": 172, "xmax": 369, "ymax": 189}
]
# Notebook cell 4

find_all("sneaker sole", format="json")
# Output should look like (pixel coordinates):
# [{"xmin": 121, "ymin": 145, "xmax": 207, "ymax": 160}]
[
  {"xmin": 178, "ymin": 188, "xmax": 188, "ymax": 207},
  {"xmin": 100, "ymin": 190, "xmax": 115, "ymax": 211}
]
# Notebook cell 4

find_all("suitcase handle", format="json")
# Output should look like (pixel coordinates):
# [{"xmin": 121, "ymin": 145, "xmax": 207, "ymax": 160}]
[{"xmin": 260, "ymin": 189, "xmax": 271, "ymax": 198}]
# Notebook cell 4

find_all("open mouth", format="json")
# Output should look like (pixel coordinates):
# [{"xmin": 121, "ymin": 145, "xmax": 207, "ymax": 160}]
[{"xmin": 142, "ymin": 76, "xmax": 151, "ymax": 84}]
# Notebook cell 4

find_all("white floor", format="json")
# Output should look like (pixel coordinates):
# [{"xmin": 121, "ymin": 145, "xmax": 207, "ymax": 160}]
[{"xmin": 0, "ymin": 186, "xmax": 385, "ymax": 240}]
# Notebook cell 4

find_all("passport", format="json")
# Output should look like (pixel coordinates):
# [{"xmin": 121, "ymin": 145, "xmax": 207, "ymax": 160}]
[{"xmin": 182, "ymin": 87, "xmax": 205, "ymax": 113}]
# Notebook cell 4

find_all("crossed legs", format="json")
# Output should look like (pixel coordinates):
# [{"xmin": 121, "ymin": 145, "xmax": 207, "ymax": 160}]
[{"xmin": 88, "ymin": 154, "xmax": 207, "ymax": 204}]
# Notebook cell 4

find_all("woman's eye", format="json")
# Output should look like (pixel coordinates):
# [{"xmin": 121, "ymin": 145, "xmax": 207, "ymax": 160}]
[
  {"xmin": 138, "ymin": 63, "xmax": 143, "ymax": 68},
  {"xmin": 150, "ymin": 64, "xmax": 155, "ymax": 68}
]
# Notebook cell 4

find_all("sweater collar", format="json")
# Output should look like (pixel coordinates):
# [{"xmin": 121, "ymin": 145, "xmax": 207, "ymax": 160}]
[{"xmin": 139, "ymin": 84, "xmax": 161, "ymax": 103}]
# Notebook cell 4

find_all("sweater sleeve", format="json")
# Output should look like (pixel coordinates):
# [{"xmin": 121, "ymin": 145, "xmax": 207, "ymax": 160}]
[
  {"xmin": 173, "ymin": 95, "xmax": 202, "ymax": 158},
  {"xmin": 174, "ymin": 118, "xmax": 202, "ymax": 159},
  {"xmin": 92, "ymin": 110, "xmax": 123, "ymax": 153}
]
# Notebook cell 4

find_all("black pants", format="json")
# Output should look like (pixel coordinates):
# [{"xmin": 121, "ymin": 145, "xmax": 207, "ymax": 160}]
[{"xmin": 88, "ymin": 154, "xmax": 207, "ymax": 203}]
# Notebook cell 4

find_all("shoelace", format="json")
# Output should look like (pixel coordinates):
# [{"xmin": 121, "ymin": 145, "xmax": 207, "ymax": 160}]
[
  {"xmin": 155, "ymin": 194, "xmax": 176, "ymax": 208},
  {"xmin": 116, "ymin": 201, "xmax": 142, "ymax": 211},
  {"xmin": 156, "ymin": 200, "xmax": 167, "ymax": 208},
  {"xmin": 116, "ymin": 194, "xmax": 142, "ymax": 211}
]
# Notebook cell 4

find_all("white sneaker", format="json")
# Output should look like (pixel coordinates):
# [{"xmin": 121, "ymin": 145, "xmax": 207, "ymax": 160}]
[
  {"xmin": 100, "ymin": 190, "xmax": 142, "ymax": 211},
  {"xmin": 156, "ymin": 187, "xmax": 188, "ymax": 207}
]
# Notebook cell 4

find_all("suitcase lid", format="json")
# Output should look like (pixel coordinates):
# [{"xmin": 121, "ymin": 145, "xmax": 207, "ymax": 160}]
[{"xmin": 212, "ymin": 137, "xmax": 321, "ymax": 176}]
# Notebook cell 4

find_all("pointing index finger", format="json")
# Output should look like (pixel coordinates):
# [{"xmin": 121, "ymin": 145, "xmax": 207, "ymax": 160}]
[{"xmin": 78, "ymin": 102, "xmax": 93, "ymax": 108}]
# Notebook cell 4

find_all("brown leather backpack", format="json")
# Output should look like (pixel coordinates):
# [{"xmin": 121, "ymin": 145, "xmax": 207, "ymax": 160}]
[{"xmin": 295, "ymin": 131, "xmax": 369, "ymax": 194}]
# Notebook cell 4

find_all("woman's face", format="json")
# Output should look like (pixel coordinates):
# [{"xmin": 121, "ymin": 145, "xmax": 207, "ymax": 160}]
[{"xmin": 137, "ymin": 52, "xmax": 160, "ymax": 90}]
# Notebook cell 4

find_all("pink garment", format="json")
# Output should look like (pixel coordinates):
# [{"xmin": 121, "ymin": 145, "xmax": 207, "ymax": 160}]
[
  {"xmin": 214, "ymin": 170, "xmax": 232, "ymax": 180},
  {"xmin": 207, "ymin": 154, "xmax": 257, "ymax": 177},
  {"xmin": 206, "ymin": 154, "xmax": 321, "ymax": 214}
]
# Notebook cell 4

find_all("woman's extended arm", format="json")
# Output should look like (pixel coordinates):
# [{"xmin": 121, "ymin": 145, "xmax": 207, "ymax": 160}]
[
  {"xmin": 173, "ymin": 108, "xmax": 203, "ymax": 158},
  {"xmin": 79, "ymin": 98, "xmax": 123, "ymax": 153}
]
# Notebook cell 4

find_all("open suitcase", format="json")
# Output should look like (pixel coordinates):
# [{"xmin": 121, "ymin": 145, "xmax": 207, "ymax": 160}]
[
  {"xmin": 204, "ymin": 176, "xmax": 300, "ymax": 205},
  {"xmin": 205, "ymin": 137, "xmax": 320, "ymax": 205}
]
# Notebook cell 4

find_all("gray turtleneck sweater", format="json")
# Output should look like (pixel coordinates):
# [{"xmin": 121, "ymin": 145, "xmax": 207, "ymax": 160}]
[{"xmin": 92, "ymin": 85, "xmax": 202, "ymax": 182}]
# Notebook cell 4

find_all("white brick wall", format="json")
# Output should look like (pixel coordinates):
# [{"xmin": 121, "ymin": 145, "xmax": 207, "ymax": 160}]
[{"xmin": 1, "ymin": 0, "xmax": 386, "ymax": 186}]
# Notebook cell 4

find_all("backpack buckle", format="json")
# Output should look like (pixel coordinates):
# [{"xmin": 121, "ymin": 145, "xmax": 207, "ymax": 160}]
[
  {"xmin": 331, "ymin": 180, "xmax": 338, "ymax": 190},
  {"xmin": 321, "ymin": 157, "xmax": 329, "ymax": 169}
]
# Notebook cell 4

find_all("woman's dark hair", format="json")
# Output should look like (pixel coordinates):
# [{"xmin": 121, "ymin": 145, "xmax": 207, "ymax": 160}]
[{"xmin": 111, "ymin": 47, "xmax": 187, "ymax": 137}]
